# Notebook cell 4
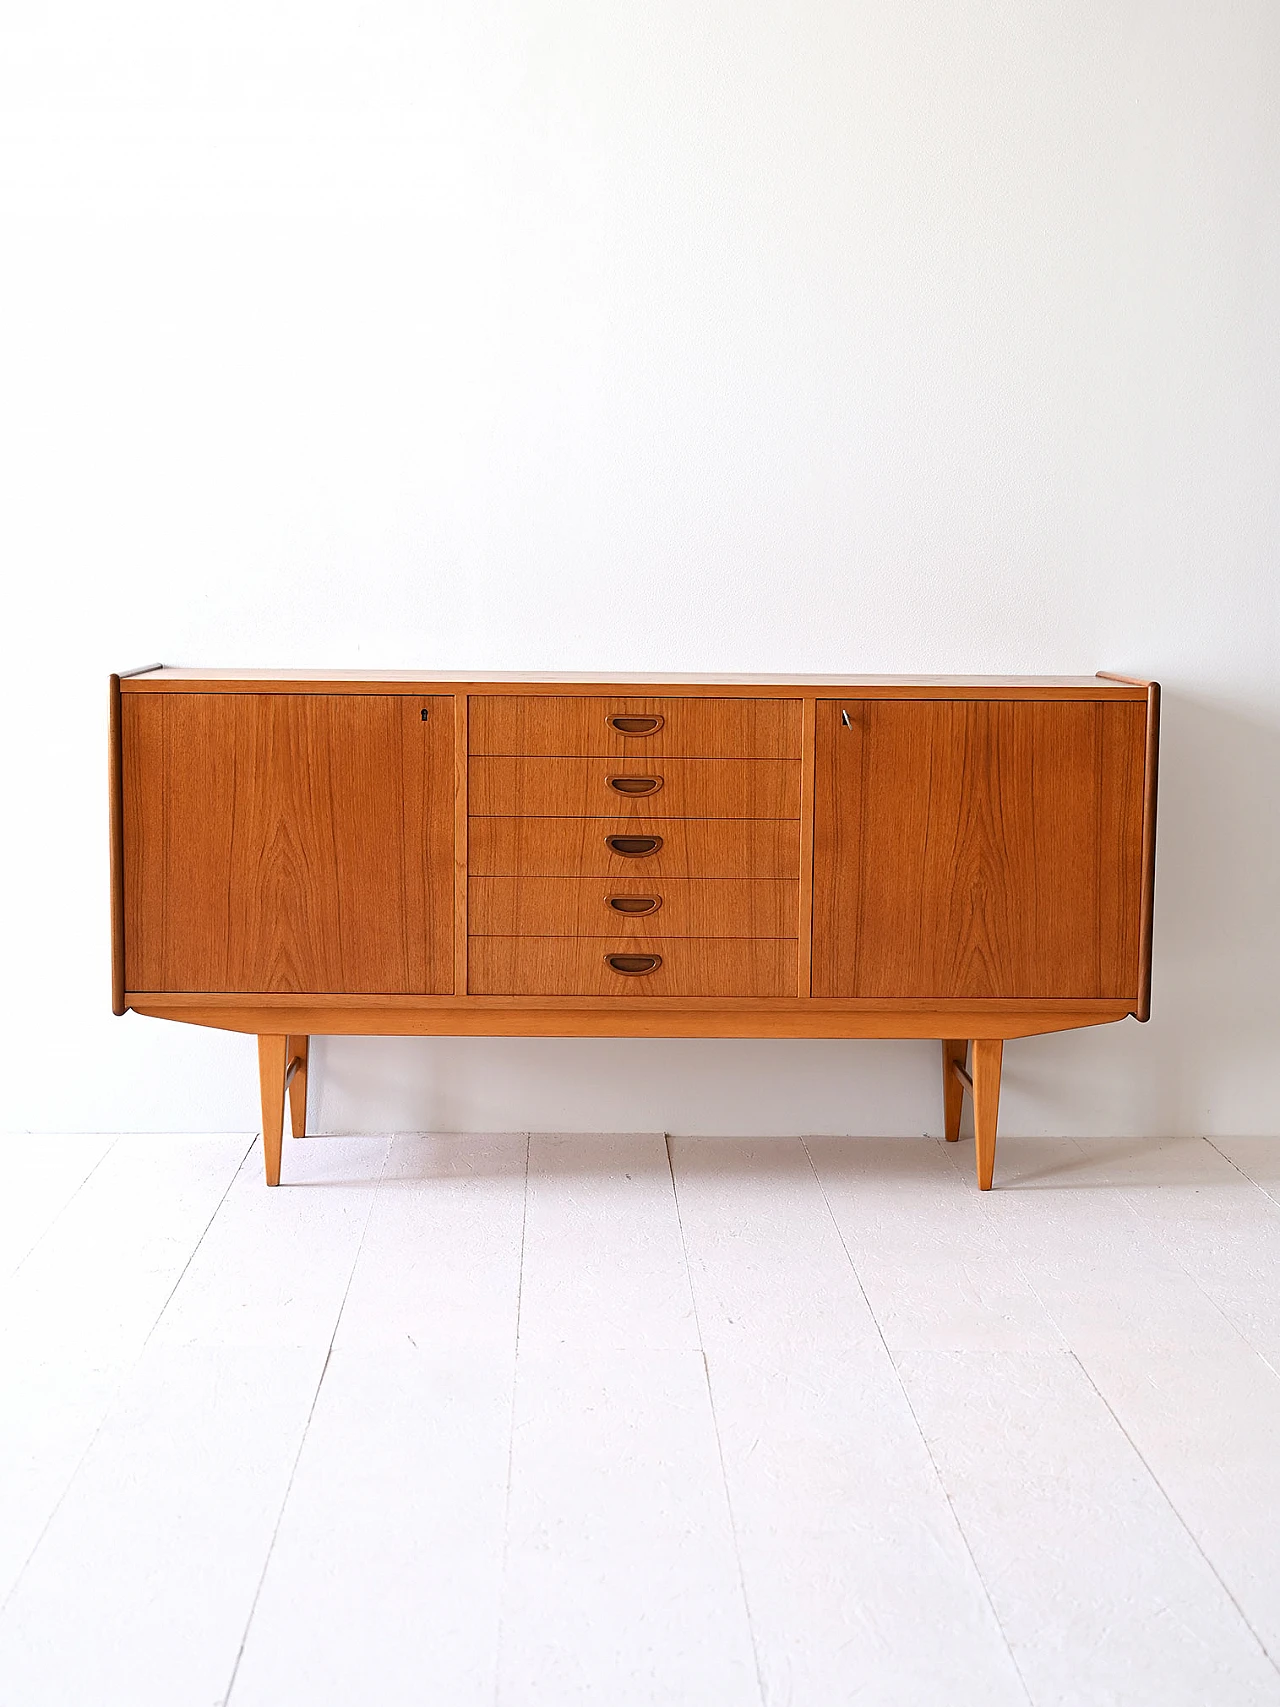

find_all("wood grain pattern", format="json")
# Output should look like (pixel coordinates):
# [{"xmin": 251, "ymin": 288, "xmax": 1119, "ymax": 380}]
[
  {"xmin": 468, "ymin": 936, "xmax": 796, "ymax": 997},
  {"xmin": 468, "ymin": 816, "xmax": 802, "ymax": 879},
  {"xmin": 123, "ymin": 693, "xmax": 454, "ymax": 993},
  {"xmin": 812, "ymin": 699, "xmax": 1147, "ymax": 1000},
  {"xmin": 131, "ymin": 996, "xmax": 1131, "ymax": 1039},
  {"xmin": 468, "ymin": 694, "xmax": 803, "ymax": 756},
  {"xmin": 469, "ymin": 755, "xmax": 801, "ymax": 820},
  {"xmin": 468, "ymin": 877, "xmax": 798, "ymax": 939}
]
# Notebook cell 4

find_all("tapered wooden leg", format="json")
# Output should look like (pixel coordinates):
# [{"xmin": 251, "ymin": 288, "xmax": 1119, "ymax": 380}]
[
  {"xmin": 942, "ymin": 1039, "xmax": 967, "ymax": 1140},
  {"xmin": 286, "ymin": 1035, "xmax": 309, "ymax": 1139},
  {"xmin": 971, "ymin": 1038, "xmax": 1003, "ymax": 1191},
  {"xmin": 257, "ymin": 1034, "xmax": 288, "ymax": 1187}
]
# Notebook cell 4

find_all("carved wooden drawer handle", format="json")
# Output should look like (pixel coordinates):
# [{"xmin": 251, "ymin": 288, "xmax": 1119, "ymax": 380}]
[
  {"xmin": 606, "ymin": 834, "xmax": 663, "ymax": 857},
  {"xmin": 606, "ymin": 953, "xmax": 662, "ymax": 975},
  {"xmin": 607, "ymin": 775, "xmax": 663, "ymax": 796},
  {"xmin": 607, "ymin": 714, "xmax": 664, "ymax": 736},
  {"xmin": 606, "ymin": 895, "xmax": 662, "ymax": 916}
]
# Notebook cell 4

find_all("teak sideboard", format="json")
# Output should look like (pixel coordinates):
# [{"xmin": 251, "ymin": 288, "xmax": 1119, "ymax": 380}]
[{"xmin": 109, "ymin": 669, "xmax": 1159, "ymax": 1189}]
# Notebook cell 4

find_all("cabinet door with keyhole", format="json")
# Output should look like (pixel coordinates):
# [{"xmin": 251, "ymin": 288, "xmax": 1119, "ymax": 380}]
[
  {"xmin": 811, "ymin": 698, "xmax": 1147, "ymax": 1000},
  {"xmin": 123, "ymin": 693, "xmax": 454, "ymax": 993}
]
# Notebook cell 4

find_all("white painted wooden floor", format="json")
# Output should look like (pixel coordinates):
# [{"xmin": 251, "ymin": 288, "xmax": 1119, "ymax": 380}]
[{"xmin": 3, "ymin": 1132, "xmax": 1280, "ymax": 1706}]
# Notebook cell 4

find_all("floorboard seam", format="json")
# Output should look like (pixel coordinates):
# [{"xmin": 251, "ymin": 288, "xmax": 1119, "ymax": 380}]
[
  {"xmin": 943, "ymin": 1135, "xmax": 1280, "ymax": 1681},
  {"xmin": 221, "ymin": 1135, "xmax": 390, "ymax": 1707},
  {"xmin": 665, "ymin": 1134, "xmax": 770, "ymax": 1707},
  {"xmin": 800, "ymin": 1136, "xmax": 1036, "ymax": 1707},
  {"xmin": 1097, "ymin": 1146, "xmax": 1280, "ymax": 1374},
  {"xmin": 492, "ymin": 1132, "xmax": 531, "ymax": 1707},
  {"xmin": 1205, "ymin": 1136, "xmax": 1280, "ymax": 1216},
  {"xmin": 1065, "ymin": 1345, "xmax": 1280, "ymax": 1676},
  {"xmin": 141, "ymin": 1138, "xmax": 259, "ymax": 1356},
  {"xmin": 0, "ymin": 1134, "xmax": 254, "ymax": 1622},
  {"xmin": 5, "ymin": 1135, "xmax": 120, "ymax": 1283}
]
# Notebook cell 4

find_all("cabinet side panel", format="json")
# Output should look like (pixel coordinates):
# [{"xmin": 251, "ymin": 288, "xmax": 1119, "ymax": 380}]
[
  {"xmin": 1096, "ymin": 700, "xmax": 1148, "ymax": 999},
  {"xmin": 1138, "ymin": 684, "xmax": 1160, "ymax": 1019},
  {"xmin": 109, "ymin": 675, "xmax": 125, "ymax": 1012}
]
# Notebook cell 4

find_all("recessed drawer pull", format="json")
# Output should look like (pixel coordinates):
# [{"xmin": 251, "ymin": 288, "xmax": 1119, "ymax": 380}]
[
  {"xmin": 605, "ymin": 953, "xmax": 662, "ymax": 975},
  {"xmin": 606, "ymin": 834, "xmax": 663, "ymax": 858},
  {"xmin": 607, "ymin": 714, "xmax": 664, "ymax": 736},
  {"xmin": 606, "ymin": 894, "xmax": 662, "ymax": 915},
  {"xmin": 606, "ymin": 774, "xmax": 663, "ymax": 796}
]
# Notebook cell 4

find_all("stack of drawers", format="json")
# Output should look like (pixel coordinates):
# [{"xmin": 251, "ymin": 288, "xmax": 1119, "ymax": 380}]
[{"xmin": 466, "ymin": 695, "xmax": 804, "ymax": 995}]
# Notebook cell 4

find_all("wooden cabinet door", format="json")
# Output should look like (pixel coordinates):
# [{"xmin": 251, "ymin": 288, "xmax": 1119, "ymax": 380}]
[
  {"xmin": 123, "ymin": 694, "xmax": 454, "ymax": 993},
  {"xmin": 812, "ymin": 699, "xmax": 1147, "ymax": 1000}
]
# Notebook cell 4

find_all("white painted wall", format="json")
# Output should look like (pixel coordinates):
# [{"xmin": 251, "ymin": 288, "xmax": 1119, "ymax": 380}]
[{"xmin": 2, "ymin": 2, "xmax": 1277, "ymax": 1138}]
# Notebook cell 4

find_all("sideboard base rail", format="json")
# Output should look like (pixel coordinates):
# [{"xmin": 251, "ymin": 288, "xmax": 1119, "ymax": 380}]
[{"xmin": 127, "ymin": 996, "xmax": 1134, "ymax": 1041}]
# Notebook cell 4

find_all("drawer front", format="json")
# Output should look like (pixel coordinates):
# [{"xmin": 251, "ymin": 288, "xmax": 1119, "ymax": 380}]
[
  {"xmin": 469, "ymin": 756, "xmax": 801, "ymax": 820},
  {"xmin": 468, "ymin": 936, "xmax": 796, "ymax": 996},
  {"xmin": 469, "ymin": 695, "xmax": 802, "ymax": 758},
  {"xmin": 469, "ymin": 876, "xmax": 799, "ymax": 939},
  {"xmin": 468, "ymin": 817, "xmax": 801, "ymax": 879}
]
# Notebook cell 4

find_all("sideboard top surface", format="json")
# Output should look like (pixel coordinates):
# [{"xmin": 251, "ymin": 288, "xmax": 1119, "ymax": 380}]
[{"xmin": 119, "ymin": 668, "xmax": 1151, "ymax": 699}]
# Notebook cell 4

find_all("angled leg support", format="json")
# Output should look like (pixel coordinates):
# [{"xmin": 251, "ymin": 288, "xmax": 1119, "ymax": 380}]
[
  {"xmin": 286, "ymin": 1035, "xmax": 309, "ymax": 1139},
  {"xmin": 257, "ymin": 1034, "xmax": 288, "ymax": 1187},
  {"xmin": 942, "ymin": 1040, "xmax": 967, "ymax": 1141}
]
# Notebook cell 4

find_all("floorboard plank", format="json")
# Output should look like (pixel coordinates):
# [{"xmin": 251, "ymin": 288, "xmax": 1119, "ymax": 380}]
[
  {"xmin": 707, "ymin": 1347, "xmax": 1027, "ymax": 1706},
  {"xmin": 518, "ymin": 1133, "xmax": 698, "ymax": 1352},
  {"xmin": 0, "ymin": 1134, "xmax": 249, "ymax": 1606},
  {"xmin": 497, "ymin": 1349, "xmax": 761, "ymax": 1707},
  {"xmin": 898, "ymin": 1347, "xmax": 1280, "ymax": 1707},
  {"xmin": 332, "ymin": 1133, "xmax": 527, "ymax": 1353},
  {"xmin": 229, "ymin": 1344, "xmax": 515, "ymax": 1707},
  {"xmin": 1075, "ymin": 1137, "xmax": 1280, "ymax": 1367},
  {"xmin": 806, "ymin": 1135, "xmax": 1063, "ymax": 1352},
  {"xmin": 0, "ymin": 1135, "xmax": 116, "ymax": 1281},
  {"xmin": 230, "ymin": 1134, "xmax": 528, "ymax": 1704},
  {"xmin": 1211, "ymin": 1139, "xmax": 1280, "ymax": 1212},
  {"xmin": 0, "ymin": 1344, "xmax": 323, "ymax": 1707},
  {"xmin": 149, "ymin": 1135, "xmax": 388, "ymax": 1350},
  {"xmin": 669, "ymin": 1136, "xmax": 880, "ymax": 1352}
]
